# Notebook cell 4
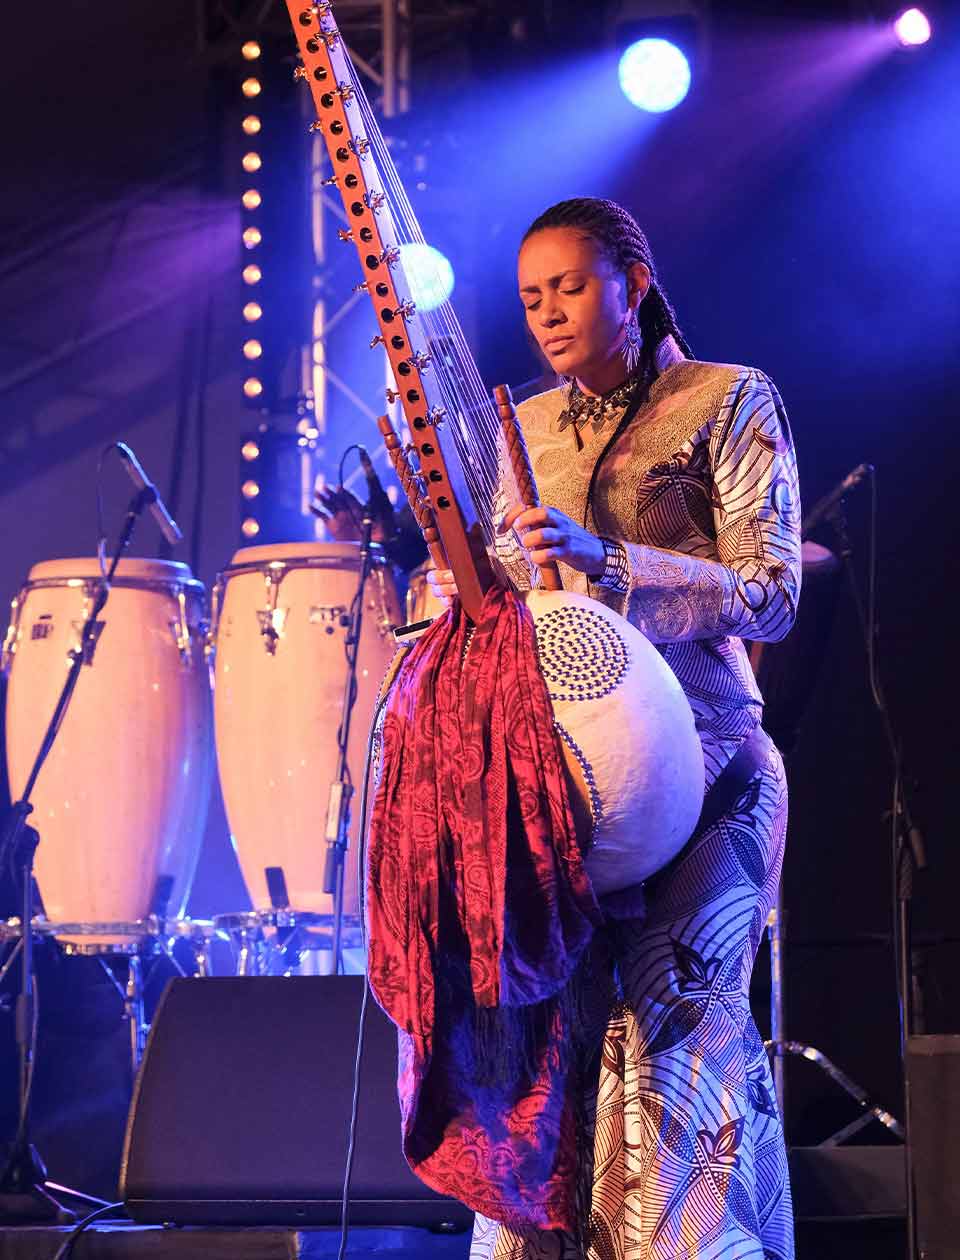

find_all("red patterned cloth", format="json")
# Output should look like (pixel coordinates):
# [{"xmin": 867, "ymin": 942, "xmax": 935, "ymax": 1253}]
[{"xmin": 366, "ymin": 584, "xmax": 602, "ymax": 1227}]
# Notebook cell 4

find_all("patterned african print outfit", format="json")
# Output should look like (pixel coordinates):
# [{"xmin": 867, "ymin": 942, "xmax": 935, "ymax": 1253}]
[{"xmin": 472, "ymin": 350, "xmax": 802, "ymax": 1260}]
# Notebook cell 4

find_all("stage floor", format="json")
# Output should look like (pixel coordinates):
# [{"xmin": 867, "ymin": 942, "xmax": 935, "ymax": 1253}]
[
  {"xmin": 0, "ymin": 1219, "xmax": 910, "ymax": 1260},
  {"xmin": 0, "ymin": 1146, "xmax": 907, "ymax": 1259},
  {"xmin": 0, "ymin": 1223, "xmax": 471, "ymax": 1259}
]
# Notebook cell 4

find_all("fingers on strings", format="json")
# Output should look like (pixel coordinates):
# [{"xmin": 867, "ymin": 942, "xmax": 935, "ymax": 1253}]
[{"xmin": 499, "ymin": 504, "xmax": 553, "ymax": 535}]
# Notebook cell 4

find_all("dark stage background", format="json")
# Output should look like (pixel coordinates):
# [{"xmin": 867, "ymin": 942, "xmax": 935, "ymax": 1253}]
[{"xmin": 0, "ymin": 0, "xmax": 956, "ymax": 1199}]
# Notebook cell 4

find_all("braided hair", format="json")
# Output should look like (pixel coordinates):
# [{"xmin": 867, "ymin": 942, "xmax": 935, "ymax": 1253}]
[{"xmin": 522, "ymin": 197, "xmax": 693, "ymax": 391}]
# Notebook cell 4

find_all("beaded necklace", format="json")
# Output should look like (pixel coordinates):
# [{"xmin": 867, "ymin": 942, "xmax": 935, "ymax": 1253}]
[{"xmin": 556, "ymin": 372, "xmax": 643, "ymax": 436}]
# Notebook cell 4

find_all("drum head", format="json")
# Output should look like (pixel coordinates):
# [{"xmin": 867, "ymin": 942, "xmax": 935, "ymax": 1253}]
[
  {"xmin": 226, "ymin": 541, "xmax": 387, "ymax": 571},
  {"xmin": 799, "ymin": 540, "xmax": 840, "ymax": 580},
  {"xmin": 24, "ymin": 557, "xmax": 198, "ymax": 586}
]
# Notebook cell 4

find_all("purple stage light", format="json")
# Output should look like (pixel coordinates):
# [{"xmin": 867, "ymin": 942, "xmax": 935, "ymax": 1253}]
[{"xmin": 893, "ymin": 8, "xmax": 932, "ymax": 47}]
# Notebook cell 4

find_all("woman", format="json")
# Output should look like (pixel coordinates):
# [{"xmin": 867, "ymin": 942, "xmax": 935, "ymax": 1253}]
[{"xmin": 429, "ymin": 198, "xmax": 801, "ymax": 1260}]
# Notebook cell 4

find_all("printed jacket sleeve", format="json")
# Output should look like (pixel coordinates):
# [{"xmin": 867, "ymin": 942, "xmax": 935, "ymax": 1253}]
[{"xmin": 616, "ymin": 369, "xmax": 802, "ymax": 644}]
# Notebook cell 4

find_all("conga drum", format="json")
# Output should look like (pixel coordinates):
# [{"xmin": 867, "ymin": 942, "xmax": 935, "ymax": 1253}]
[
  {"xmin": 404, "ymin": 560, "xmax": 446, "ymax": 626},
  {"xmin": 2, "ymin": 558, "xmax": 213, "ymax": 949},
  {"xmin": 209, "ymin": 542, "xmax": 402, "ymax": 930}
]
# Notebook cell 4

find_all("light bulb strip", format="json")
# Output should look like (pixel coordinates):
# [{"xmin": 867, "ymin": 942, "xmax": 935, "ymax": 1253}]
[{"xmin": 241, "ymin": 36, "xmax": 264, "ymax": 407}]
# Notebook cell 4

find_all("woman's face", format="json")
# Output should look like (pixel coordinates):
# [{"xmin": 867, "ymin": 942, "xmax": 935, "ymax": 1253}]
[{"xmin": 517, "ymin": 226, "xmax": 647, "ymax": 389}]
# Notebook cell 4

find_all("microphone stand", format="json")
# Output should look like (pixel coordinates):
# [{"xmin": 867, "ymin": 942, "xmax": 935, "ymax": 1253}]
[
  {"xmin": 826, "ymin": 499, "xmax": 925, "ymax": 1260},
  {"xmin": 323, "ymin": 503, "xmax": 375, "ymax": 976},
  {"xmin": 0, "ymin": 486, "xmax": 157, "ymax": 1222}
]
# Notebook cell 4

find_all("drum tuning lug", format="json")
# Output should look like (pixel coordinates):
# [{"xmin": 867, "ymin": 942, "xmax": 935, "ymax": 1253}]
[
  {"xmin": 308, "ymin": 119, "xmax": 324, "ymax": 135},
  {"xmin": 170, "ymin": 588, "xmax": 194, "ymax": 667},
  {"xmin": 349, "ymin": 137, "xmax": 370, "ymax": 159},
  {"xmin": 370, "ymin": 333, "xmax": 385, "ymax": 348},
  {"xmin": 72, "ymin": 619, "xmax": 106, "ymax": 667},
  {"xmin": 408, "ymin": 351, "xmax": 431, "ymax": 372},
  {"xmin": 321, "ymin": 174, "xmax": 339, "ymax": 187},
  {"xmin": 337, "ymin": 228, "xmax": 354, "ymax": 242},
  {"xmin": 364, "ymin": 190, "xmax": 386, "ymax": 213},
  {"xmin": 1, "ymin": 593, "xmax": 21, "ymax": 676},
  {"xmin": 386, "ymin": 388, "xmax": 400, "ymax": 404},
  {"xmin": 256, "ymin": 607, "xmax": 288, "ymax": 655},
  {"xmin": 353, "ymin": 281, "xmax": 369, "ymax": 294},
  {"xmin": 293, "ymin": 65, "xmax": 308, "ymax": 82},
  {"xmin": 427, "ymin": 405, "xmax": 447, "ymax": 428}
]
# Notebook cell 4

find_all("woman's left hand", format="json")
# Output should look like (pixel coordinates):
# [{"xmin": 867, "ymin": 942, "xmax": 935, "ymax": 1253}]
[{"xmin": 502, "ymin": 504, "xmax": 606, "ymax": 576}]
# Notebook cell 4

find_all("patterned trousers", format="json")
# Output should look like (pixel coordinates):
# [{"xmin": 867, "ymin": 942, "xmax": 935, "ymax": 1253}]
[{"xmin": 470, "ymin": 743, "xmax": 794, "ymax": 1260}]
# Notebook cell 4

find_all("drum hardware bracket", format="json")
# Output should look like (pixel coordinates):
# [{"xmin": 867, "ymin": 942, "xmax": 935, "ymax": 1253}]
[
  {"xmin": 324, "ymin": 782, "xmax": 352, "ymax": 849},
  {"xmin": 169, "ymin": 588, "xmax": 194, "ymax": 666},
  {"xmin": 370, "ymin": 567, "xmax": 395, "ymax": 638},
  {"xmin": 256, "ymin": 608, "xmax": 288, "ymax": 653},
  {"xmin": 265, "ymin": 866, "xmax": 291, "ymax": 910},
  {"xmin": 256, "ymin": 569, "xmax": 289, "ymax": 654},
  {"xmin": 1, "ymin": 592, "xmax": 22, "ymax": 674},
  {"xmin": 70, "ymin": 618, "xmax": 106, "ymax": 666}
]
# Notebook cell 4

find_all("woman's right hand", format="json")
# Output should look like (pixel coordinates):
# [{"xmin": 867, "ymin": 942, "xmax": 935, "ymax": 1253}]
[{"xmin": 425, "ymin": 566, "xmax": 458, "ymax": 606}]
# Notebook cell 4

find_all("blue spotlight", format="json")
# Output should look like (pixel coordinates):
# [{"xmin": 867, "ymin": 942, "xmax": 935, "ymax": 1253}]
[
  {"xmin": 618, "ymin": 37, "xmax": 691, "ymax": 113},
  {"xmin": 893, "ymin": 7, "xmax": 931, "ymax": 47},
  {"xmin": 398, "ymin": 242, "xmax": 455, "ymax": 312}
]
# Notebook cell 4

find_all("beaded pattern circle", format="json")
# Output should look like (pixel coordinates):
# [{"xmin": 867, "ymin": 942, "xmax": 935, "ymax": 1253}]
[
  {"xmin": 553, "ymin": 719, "xmax": 602, "ymax": 838},
  {"xmin": 536, "ymin": 607, "xmax": 630, "ymax": 702}
]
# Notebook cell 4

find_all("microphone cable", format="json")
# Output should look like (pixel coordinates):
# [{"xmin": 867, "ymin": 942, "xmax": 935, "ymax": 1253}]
[
  {"xmin": 335, "ymin": 670, "xmax": 396, "ymax": 1260},
  {"xmin": 50, "ymin": 1201, "xmax": 125, "ymax": 1260}
]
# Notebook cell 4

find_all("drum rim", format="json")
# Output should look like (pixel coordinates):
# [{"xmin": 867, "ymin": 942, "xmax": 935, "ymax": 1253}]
[
  {"xmin": 230, "ymin": 539, "xmax": 387, "ymax": 562},
  {"xmin": 0, "ymin": 915, "xmax": 220, "ymax": 942},
  {"xmin": 23, "ymin": 556, "xmax": 199, "ymax": 578},
  {"xmin": 217, "ymin": 548, "xmax": 390, "ymax": 583},
  {"xmin": 16, "ymin": 575, "xmax": 205, "ymax": 595},
  {"xmin": 213, "ymin": 909, "xmax": 361, "ymax": 931}
]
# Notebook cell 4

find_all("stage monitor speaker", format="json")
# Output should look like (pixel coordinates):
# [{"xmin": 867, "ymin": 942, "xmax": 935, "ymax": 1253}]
[
  {"xmin": 906, "ymin": 1034, "xmax": 960, "ymax": 1260},
  {"xmin": 120, "ymin": 976, "xmax": 472, "ymax": 1230}
]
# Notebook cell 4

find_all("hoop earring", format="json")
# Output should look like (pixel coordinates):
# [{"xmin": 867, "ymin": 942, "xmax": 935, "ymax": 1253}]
[{"xmin": 621, "ymin": 309, "xmax": 642, "ymax": 375}]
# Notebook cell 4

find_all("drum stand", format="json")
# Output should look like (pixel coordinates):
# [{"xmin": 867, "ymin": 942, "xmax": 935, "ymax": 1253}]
[
  {"xmin": 322, "ymin": 504, "xmax": 376, "ymax": 975},
  {"xmin": 84, "ymin": 922, "xmax": 215, "ymax": 1071},
  {"xmin": 764, "ymin": 891, "xmax": 904, "ymax": 1144},
  {"xmin": 0, "ymin": 485, "xmax": 156, "ymax": 1222},
  {"xmin": 214, "ymin": 909, "xmax": 364, "ymax": 978}
]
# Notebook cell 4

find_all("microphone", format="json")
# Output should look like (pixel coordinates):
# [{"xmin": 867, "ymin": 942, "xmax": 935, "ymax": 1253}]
[
  {"xmin": 356, "ymin": 445, "xmax": 396, "ymax": 537},
  {"xmin": 801, "ymin": 462, "xmax": 873, "ymax": 539},
  {"xmin": 115, "ymin": 442, "xmax": 183, "ymax": 546}
]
